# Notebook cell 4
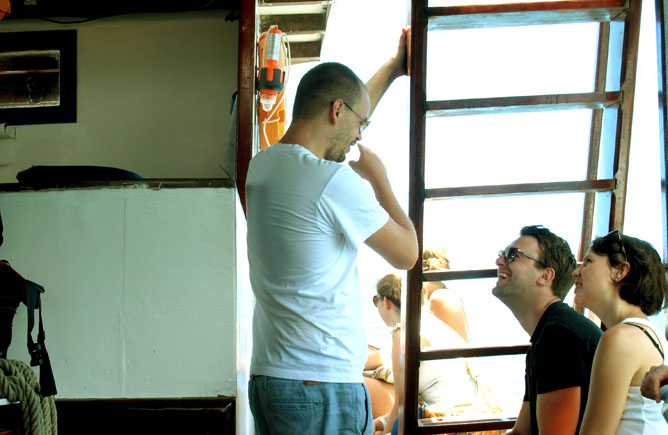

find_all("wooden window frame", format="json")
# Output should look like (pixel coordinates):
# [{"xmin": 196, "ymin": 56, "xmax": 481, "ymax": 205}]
[{"xmin": 403, "ymin": 0, "xmax": 644, "ymax": 433}]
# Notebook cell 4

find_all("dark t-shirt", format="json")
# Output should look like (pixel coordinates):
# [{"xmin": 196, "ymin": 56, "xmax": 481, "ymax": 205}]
[{"xmin": 524, "ymin": 301, "xmax": 602, "ymax": 434}]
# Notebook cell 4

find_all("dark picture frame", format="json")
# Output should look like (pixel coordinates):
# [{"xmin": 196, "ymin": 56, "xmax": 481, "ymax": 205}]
[{"xmin": 0, "ymin": 30, "xmax": 77, "ymax": 125}]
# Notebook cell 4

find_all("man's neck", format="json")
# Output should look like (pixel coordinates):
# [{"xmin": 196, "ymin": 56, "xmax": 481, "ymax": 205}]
[
  {"xmin": 279, "ymin": 122, "xmax": 327, "ymax": 159},
  {"xmin": 514, "ymin": 294, "xmax": 561, "ymax": 336}
]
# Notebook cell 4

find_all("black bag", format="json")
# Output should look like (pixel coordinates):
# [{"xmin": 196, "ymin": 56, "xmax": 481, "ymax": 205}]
[{"xmin": 0, "ymin": 212, "xmax": 57, "ymax": 397}]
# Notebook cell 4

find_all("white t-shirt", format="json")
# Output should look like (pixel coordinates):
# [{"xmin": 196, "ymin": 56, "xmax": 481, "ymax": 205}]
[{"xmin": 246, "ymin": 143, "xmax": 389, "ymax": 383}]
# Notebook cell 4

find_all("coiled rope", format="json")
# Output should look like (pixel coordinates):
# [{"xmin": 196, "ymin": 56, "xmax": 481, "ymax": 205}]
[{"xmin": 0, "ymin": 358, "xmax": 57, "ymax": 435}]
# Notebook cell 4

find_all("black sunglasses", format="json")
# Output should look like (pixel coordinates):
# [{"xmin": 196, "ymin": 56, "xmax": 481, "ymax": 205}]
[
  {"xmin": 373, "ymin": 294, "xmax": 400, "ymax": 307},
  {"xmin": 602, "ymin": 229, "xmax": 627, "ymax": 260},
  {"xmin": 498, "ymin": 247, "xmax": 546, "ymax": 267}
]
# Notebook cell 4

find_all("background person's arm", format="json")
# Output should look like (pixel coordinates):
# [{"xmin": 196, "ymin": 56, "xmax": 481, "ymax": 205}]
[
  {"xmin": 378, "ymin": 328, "xmax": 402, "ymax": 434},
  {"xmin": 429, "ymin": 289, "xmax": 469, "ymax": 342},
  {"xmin": 641, "ymin": 364, "xmax": 668, "ymax": 402},
  {"xmin": 365, "ymin": 349, "xmax": 385, "ymax": 371},
  {"xmin": 504, "ymin": 401, "xmax": 531, "ymax": 435}
]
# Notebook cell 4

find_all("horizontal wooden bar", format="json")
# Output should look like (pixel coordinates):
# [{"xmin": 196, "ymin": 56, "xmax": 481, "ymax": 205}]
[
  {"xmin": 0, "ymin": 178, "xmax": 235, "ymax": 192},
  {"xmin": 418, "ymin": 417, "xmax": 516, "ymax": 434},
  {"xmin": 289, "ymin": 40, "xmax": 323, "ymax": 63},
  {"xmin": 426, "ymin": 92, "xmax": 621, "ymax": 117},
  {"xmin": 260, "ymin": 0, "xmax": 333, "ymax": 5},
  {"xmin": 423, "ymin": 269, "xmax": 497, "ymax": 281},
  {"xmin": 0, "ymin": 69, "xmax": 60, "ymax": 75},
  {"xmin": 260, "ymin": 13, "xmax": 327, "ymax": 33},
  {"xmin": 428, "ymin": 0, "xmax": 627, "ymax": 30},
  {"xmin": 425, "ymin": 179, "xmax": 615, "ymax": 199},
  {"xmin": 420, "ymin": 344, "xmax": 530, "ymax": 360}
]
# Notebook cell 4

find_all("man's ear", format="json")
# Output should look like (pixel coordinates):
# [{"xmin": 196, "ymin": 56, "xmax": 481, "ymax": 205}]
[
  {"xmin": 537, "ymin": 267, "xmax": 556, "ymax": 287},
  {"xmin": 384, "ymin": 297, "xmax": 392, "ymax": 310},
  {"xmin": 330, "ymin": 98, "xmax": 344, "ymax": 124}
]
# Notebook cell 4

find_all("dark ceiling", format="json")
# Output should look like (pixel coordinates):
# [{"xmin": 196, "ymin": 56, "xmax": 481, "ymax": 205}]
[
  {"xmin": 2, "ymin": 0, "xmax": 332, "ymax": 63},
  {"xmin": 3, "ymin": 0, "xmax": 241, "ymax": 22}
]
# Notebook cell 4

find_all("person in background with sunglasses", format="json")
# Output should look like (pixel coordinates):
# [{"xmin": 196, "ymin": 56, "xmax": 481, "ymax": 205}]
[
  {"xmin": 493, "ymin": 225, "xmax": 602, "ymax": 435},
  {"xmin": 363, "ymin": 246, "xmax": 471, "ymax": 422},
  {"xmin": 575, "ymin": 231, "xmax": 668, "ymax": 434},
  {"xmin": 369, "ymin": 272, "xmax": 478, "ymax": 435}
]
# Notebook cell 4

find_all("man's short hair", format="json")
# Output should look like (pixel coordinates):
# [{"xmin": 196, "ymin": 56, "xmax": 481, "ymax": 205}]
[
  {"xmin": 291, "ymin": 62, "xmax": 366, "ymax": 121},
  {"xmin": 520, "ymin": 225, "xmax": 577, "ymax": 299}
]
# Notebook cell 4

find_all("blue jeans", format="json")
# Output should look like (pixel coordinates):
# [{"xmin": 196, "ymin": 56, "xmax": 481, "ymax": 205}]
[{"xmin": 249, "ymin": 375, "xmax": 373, "ymax": 435}]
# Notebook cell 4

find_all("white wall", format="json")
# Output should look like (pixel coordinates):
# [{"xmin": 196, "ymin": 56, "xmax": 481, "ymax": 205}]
[
  {"xmin": 0, "ymin": 185, "xmax": 240, "ymax": 399},
  {"xmin": 234, "ymin": 192, "xmax": 253, "ymax": 435},
  {"xmin": 0, "ymin": 10, "xmax": 238, "ymax": 182}
]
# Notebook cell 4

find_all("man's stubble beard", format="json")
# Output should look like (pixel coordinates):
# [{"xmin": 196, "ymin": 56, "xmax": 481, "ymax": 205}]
[{"xmin": 324, "ymin": 135, "xmax": 348, "ymax": 162}]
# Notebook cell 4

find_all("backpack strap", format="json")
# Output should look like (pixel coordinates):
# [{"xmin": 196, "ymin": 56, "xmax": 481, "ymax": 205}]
[{"xmin": 25, "ymin": 280, "xmax": 57, "ymax": 397}]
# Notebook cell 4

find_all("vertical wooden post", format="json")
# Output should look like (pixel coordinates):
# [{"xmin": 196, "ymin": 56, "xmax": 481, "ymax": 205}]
[
  {"xmin": 404, "ymin": 1, "xmax": 428, "ymax": 433},
  {"xmin": 237, "ymin": 0, "xmax": 257, "ymax": 215},
  {"xmin": 610, "ymin": 0, "xmax": 642, "ymax": 230}
]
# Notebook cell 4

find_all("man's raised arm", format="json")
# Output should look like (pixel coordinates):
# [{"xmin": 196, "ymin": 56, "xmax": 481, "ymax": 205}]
[{"xmin": 366, "ymin": 28, "xmax": 408, "ymax": 116}]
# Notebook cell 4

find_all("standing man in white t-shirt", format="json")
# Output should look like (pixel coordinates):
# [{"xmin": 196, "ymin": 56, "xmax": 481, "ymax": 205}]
[{"xmin": 245, "ymin": 29, "xmax": 418, "ymax": 435}]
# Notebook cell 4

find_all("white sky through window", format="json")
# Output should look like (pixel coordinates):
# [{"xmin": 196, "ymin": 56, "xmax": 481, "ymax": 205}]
[{"xmin": 278, "ymin": 0, "xmax": 665, "ymax": 413}]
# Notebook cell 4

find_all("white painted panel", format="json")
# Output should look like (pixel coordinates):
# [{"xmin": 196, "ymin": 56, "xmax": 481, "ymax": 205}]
[
  {"xmin": 2, "ymin": 190, "xmax": 126, "ymax": 397},
  {"xmin": 235, "ymin": 193, "xmax": 254, "ymax": 435},
  {"xmin": 121, "ymin": 188, "xmax": 236, "ymax": 397},
  {"xmin": 0, "ymin": 186, "xmax": 237, "ymax": 398}
]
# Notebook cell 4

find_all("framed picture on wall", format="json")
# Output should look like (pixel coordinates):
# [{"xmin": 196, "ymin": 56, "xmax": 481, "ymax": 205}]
[{"xmin": 0, "ymin": 30, "xmax": 76, "ymax": 125}]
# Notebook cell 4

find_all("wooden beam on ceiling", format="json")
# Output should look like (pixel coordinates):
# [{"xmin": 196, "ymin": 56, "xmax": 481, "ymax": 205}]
[
  {"xmin": 258, "ymin": 0, "xmax": 332, "ymax": 63},
  {"xmin": 288, "ymin": 41, "xmax": 323, "ymax": 64},
  {"xmin": 260, "ymin": 13, "xmax": 327, "ymax": 32}
]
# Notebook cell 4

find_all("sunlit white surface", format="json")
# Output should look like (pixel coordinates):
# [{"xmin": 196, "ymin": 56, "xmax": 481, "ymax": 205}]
[{"xmin": 280, "ymin": 0, "xmax": 664, "ymax": 416}]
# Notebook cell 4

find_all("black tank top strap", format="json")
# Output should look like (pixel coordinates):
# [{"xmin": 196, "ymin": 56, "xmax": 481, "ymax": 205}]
[{"xmin": 626, "ymin": 322, "xmax": 664, "ymax": 360}]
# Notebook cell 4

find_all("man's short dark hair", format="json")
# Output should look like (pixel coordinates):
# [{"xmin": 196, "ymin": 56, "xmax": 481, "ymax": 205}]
[
  {"xmin": 291, "ymin": 62, "xmax": 366, "ymax": 121},
  {"xmin": 520, "ymin": 225, "xmax": 576, "ymax": 299}
]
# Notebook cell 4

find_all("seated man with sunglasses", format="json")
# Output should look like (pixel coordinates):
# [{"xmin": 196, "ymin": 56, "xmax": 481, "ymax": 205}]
[{"xmin": 493, "ymin": 225, "xmax": 602, "ymax": 435}]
